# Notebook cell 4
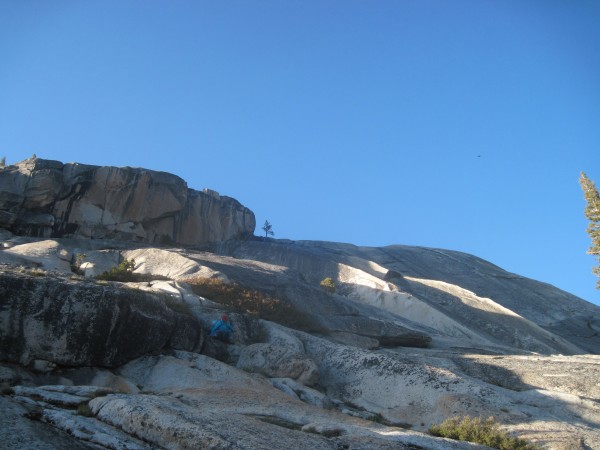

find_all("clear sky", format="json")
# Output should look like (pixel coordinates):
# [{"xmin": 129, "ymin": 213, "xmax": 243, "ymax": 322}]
[{"xmin": 1, "ymin": 1, "xmax": 599, "ymax": 305}]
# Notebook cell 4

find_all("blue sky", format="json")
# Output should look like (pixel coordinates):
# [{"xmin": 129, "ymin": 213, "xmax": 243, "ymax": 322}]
[{"xmin": 1, "ymin": 1, "xmax": 599, "ymax": 304}]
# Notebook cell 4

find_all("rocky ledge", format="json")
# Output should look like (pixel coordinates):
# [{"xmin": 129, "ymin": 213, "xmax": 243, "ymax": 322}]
[
  {"xmin": 0, "ymin": 157, "xmax": 255, "ymax": 246},
  {"xmin": 0, "ymin": 270, "xmax": 204, "ymax": 368}
]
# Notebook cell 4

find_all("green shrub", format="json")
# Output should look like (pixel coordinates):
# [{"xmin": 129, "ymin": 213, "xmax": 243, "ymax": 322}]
[
  {"xmin": 95, "ymin": 258, "xmax": 171, "ymax": 283},
  {"xmin": 185, "ymin": 277, "xmax": 325, "ymax": 333},
  {"xmin": 77, "ymin": 402, "xmax": 93, "ymax": 417},
  {"xmin": 429, "ymin": 416, "xmax": 539, "ymax": 450},
  {"xmin": 95, "ymin": 259, "xmax": 137, "ymax": 282},
  {"xmin": 319, "ymin": 277, "xmax": 336, "ymax": 294}
]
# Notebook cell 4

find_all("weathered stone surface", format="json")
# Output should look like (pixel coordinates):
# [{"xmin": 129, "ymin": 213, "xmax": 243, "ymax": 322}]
[
  {"xmin": 0, "ymin": 396, "xmax": 99, "ymax": 449},
  {"xmin": 184, "ymin": 246, "xmax": 434, "ymax": 348},
  {"xmin": 451, "ymin": 353, "xmax": 600, "ymax": 399},
  {"xmin": 288, "ymin": 328, "xmax": 600, "ymax": 447},
  {"xmin": 92, "ymin": 352, "xmax": 483, "ymax": 449},
  {"xmin": 0, "ymin": 157, "xmax": 255, "ymax": 246},
  {"xmin": 237, "ymin": 343, "xmax": 320, "ymax": 386},
  {"xmin": 210, "ymin": 239, "xmax": 600, "ymax": 355},
  {"xmin": 40, "ymin": 408, "xmax": 151, "ymax": 450},
  {"xmin": 2, "ymin": 228, "xmax": 600, "ymax": 448},
  {"xmin": 0, "ymin": 269, "xmax": 204, "ymax": 367},
  {"xmin": 13, "ymin": 385, "xmax": 91, "ymax": 407},
  {"xmin": 328, "ymin": 331, "xmax": 379, "ymax": 349},
  {"xmin": 2, "ymin": 239, "xmax": 73, "ymax": 272},
  {"xmin": 270, "ymin": 377, "xmax": 334, "ymax": 408},
  {"xmin": 3, "ymin": 305, "xmax": 600, "ymax": 449},
  {"xmin": 122, "ymin": 247, "xmax": 218, "ymax": 280}
]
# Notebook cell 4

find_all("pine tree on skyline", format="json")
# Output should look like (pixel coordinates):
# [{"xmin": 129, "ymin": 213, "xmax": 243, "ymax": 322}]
[
  {"xmin": 262, "ymin": 220, "xmax": 274, "ymax": 238},
  {"xmin": 579, "ymin": 172, "xmax": 600, "ymax": 289}
]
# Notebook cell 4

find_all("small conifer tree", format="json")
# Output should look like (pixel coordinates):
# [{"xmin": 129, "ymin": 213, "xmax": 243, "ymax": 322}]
[
  {"xmin": 579, "ymin": 172, "xmax": 600, "ymax": 289},
  {"xmin": 262, "ymin": 220, "xmax": 274, "ymax": 238}
]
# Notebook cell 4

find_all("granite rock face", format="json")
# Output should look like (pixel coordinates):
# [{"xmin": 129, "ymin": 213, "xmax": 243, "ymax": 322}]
[
  {"xmin": 0, "ymin": 157, "xmax": 255, "ymax": 246},
  {"xmin": 1, "ymin": 234, "xmax": 600, "ymax": 448},
  {"xmin": 237, "ymin": 342, "xmax": 320, "ymax": 386},
  {"xmin": 2, "ymin": 162, "xmax": 600, "ymax": 450},
  {"xmin": 0, "ymin": 270, "xmax": 204, "ymax": 367},
  {"xmin": 210, "ymin": 239, "xmax": 600, "ymax": 355}
]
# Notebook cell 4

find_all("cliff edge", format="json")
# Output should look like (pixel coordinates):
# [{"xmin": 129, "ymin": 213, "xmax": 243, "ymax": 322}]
[{"xmin": 0, "ymin": 157, "xmax": 255, "ymax": 246}]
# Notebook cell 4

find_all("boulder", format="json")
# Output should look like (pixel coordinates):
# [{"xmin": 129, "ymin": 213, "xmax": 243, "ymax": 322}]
[
  {"xmin": 0, "ymin": 157, "xmax": 255, "ymax": 246},
  {"xmin": 2, "ymin": 240, "xmax": 73, "ymax": 273},
  {"xmin": 122, "ymin": 248, "xmax": 211, "ymax": 280}
]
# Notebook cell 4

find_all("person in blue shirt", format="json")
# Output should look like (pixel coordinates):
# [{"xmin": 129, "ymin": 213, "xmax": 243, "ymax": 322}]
[{"xmin": 209, "ymin": 314, "xmax": 234, "ymax": 344}]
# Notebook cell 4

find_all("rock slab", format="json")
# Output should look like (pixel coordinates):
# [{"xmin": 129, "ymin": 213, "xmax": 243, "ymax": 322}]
[{"xmin": 0, "ymin": 269, "xmax": 204, "ymax": 367}]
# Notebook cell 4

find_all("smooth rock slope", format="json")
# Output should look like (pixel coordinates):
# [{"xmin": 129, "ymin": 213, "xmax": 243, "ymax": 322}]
[{"xmin": 1, "ymin": 159, "xmax": 600, "ymax": 450}]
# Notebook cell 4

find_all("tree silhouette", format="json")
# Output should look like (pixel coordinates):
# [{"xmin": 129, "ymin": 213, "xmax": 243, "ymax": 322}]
[
  {"xmin": 262, "ymin": 220, "xmax": 274, "ymax": 238},
  {"xmin": 579, "ymin": 172, "xmax": 600, "ymax": 289}
]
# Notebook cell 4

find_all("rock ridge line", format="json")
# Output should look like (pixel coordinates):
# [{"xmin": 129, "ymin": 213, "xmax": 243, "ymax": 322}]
[{"xmin": 0, "ymin": 157, "xmax": 256, "ymax": 246}]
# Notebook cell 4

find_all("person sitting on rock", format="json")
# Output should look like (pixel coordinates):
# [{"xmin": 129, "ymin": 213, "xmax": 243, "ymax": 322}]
[{"xmin": 209, "ymin": 314, "xmax": 234, "ymax": 343}]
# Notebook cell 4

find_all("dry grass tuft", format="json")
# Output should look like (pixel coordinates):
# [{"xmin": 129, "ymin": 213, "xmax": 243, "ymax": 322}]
[{"xmin": 185, "ymin": 277, "xmax": 324, "ymax": 333}]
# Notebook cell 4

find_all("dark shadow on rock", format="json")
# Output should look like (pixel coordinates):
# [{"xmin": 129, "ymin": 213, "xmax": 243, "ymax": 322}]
[
  {"xmin": 381, "ymin": 272, "xmax": 585, "ymax": 355},
  {"xmin": 451, "ymin": 358, "xmax": 534, "ymax": 392},
  {"xmin": 200, "ymin": 338, "xmax": 230, "ymax": 362},
  {"xmin": 0, "ymin": 269, "xmax": 205, "ymax": 368},
  {"xmin": 184, "ymin": 252, "xmax": 431, "ymax": 348},
  {"xmin": 277, "ymin": 241, "xmax": 600, "ymax": 355},
  {"xmin": 203, "ymin": 240, "xmax": 600, "ymax": 354},
  {"xmin": 374, "ymin": 246, "xmax": 600, "ymax": 355}
]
